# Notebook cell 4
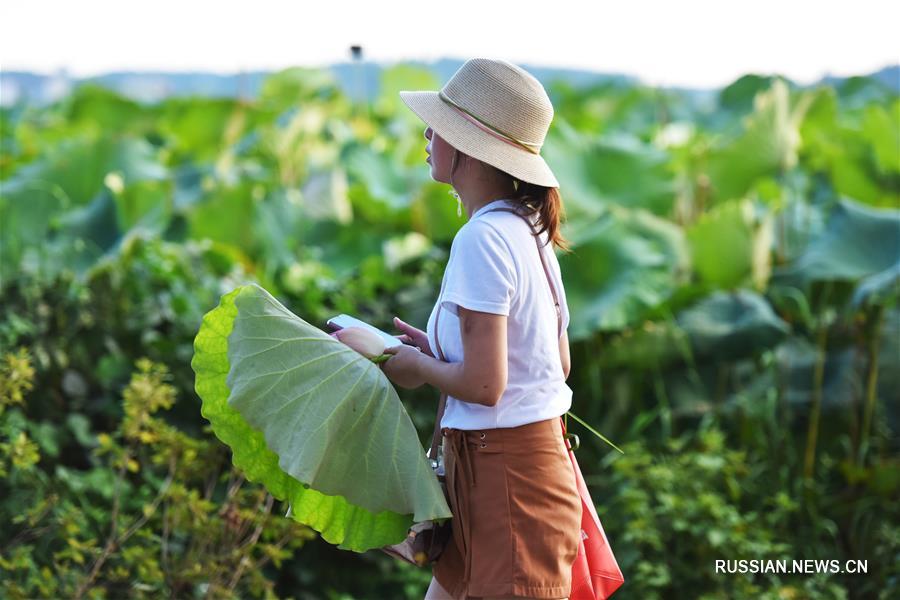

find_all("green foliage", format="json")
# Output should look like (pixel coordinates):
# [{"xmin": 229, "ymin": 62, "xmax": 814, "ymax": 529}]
[
  {"xmin": 602, "ymin": 424, "xmax": 867, "ymax": 599},
  {"xmin": 1, "ymin": 64, "xmax": 898, "ymax": 598},
  {"xmin": 0, "ymin": 350, "xmax": 315, "ymax": 599}
]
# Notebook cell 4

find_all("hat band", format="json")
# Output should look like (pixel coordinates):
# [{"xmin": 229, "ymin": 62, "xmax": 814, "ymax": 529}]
[{"xmin": 438, "ymin": 91, "xmax": 541, "ymax": 155}]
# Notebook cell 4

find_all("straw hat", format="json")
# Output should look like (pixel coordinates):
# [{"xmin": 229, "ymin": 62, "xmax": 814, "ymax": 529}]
[{"xmin": 399, "ymin": 58, "xmax": 559, "ymax": 188}]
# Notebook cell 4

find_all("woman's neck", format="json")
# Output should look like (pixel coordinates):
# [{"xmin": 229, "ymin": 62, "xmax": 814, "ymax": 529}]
[{"xmin": 458, "ymin": 181, "xmax": 517, "ymax": 219}]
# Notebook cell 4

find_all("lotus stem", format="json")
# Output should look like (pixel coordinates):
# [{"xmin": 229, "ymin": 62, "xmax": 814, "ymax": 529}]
[
  {"xmin": 858, "ymin": 306, "xmax": 884, "ymax": 466},
  {"xmin": 803, "ymin": 310, "xmax": 829, "ymax": 484}
]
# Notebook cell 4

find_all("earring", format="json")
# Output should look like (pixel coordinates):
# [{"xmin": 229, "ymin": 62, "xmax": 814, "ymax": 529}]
[{"xmin": 449, "ymin": 189, "xmax": 462, "ymax": 217}]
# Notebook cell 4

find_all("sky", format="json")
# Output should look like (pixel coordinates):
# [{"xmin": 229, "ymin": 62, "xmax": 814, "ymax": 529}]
[{"xmin": 1, "ymin": 0, "xmax": 898, "ymax": 88}]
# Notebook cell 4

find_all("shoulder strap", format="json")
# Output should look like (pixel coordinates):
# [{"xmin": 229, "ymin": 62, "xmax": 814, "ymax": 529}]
[
  {"xmin": 427, "ymin": 272, "xmax": 449, "ymax": 464},
  {"xmin": 427, "ymin": 205, "xmax": 562, "ymax": 461}
]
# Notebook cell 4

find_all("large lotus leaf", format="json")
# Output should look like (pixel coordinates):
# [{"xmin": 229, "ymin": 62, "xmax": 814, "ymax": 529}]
[
  {"xmin": 774, "ymin": 337, "xmax": 863, "ymax": 411},
  {"xmin": 543, "ymin": 121, "xmax": 677, "ymax": 218},
  {"xmin": 774, "ymin": 198, "xmax": 900, "ymax": 285},
  {"xmin": 259, "ymin": 67, "xmax": 341, "ymax": 111},
  {"xmin": 301, "ymin": 220, "xmax": 389, "ymax": 280},
  {"xmin": 0, "ymin": 181, "xmax": 67, "ymax": 282},
  {"xmin": 560, "ymin": 205, "xmax": 690, "ymax": 339},
  {"xmin": 111, "ymin": 179, "xmax": 172, "ymax": 234},
  {"xmin": 851, "ymin": 263, "xmax": 900, "ymax": 310},
  {"xmin": 157, "ymin": 97, "xmax": 253, "ymax": 161},
  {"xmin": 344, "ymin": 142, "xmax": 427, "ymax": 216},
  {"xmin": 1, "ymin": 144, "xmax": 170, "ymax": 281},
  {"xmin": 597, "ymin": 319, "xmax": 691, "ymax": 370},
  {"xmin": 687, "ymin": 197, "xmax": 773, "ymax": 290},
  {"xmin": 800, "ymin": 89, "xmax": 898, "ymax": 208},
  {"xmin": 675, "ymin": 290, "xmax": 790, "ymax": 361},
  {"xmin": 706, "ymin": 79, "xmax": 814, "ymax": 203},
  {"xmin": 861, "ymin": 100, "xmax": 900, "ymax": 177},
  {"xmin": 191, "ymin": 284, "xmax": 451, "ymax": 553},
  {"xmin": 836, "ymin": 75, "xmax": 897, "ymax": 111},
  {"xmin": 1, "ymin": 136, "xmax": 167, "ymax": 208},
  {"xmin": 65, "ymin": 84, "xmax": 149, "ymax": 134},
  {"xmin": 251, "ymin": 187, "xmax": 333, "ymax": 278},
  {"xmin": 718, "ymin": 74, "xmax": 781, "ymax": 114},
  {"xmin": 188, "ymin": 182, "xmax": 257, "ymax": 250}
]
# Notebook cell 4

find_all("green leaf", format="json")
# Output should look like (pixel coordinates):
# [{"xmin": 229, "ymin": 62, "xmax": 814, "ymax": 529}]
[
  {"xmin": 191, "ymin": 284, "xmax": 451, "ymax": 552},
  {"xmin": 598, "ymin": 319, "xmax": 692, "ymax": 371},
  {"xmin": 344, "ymin": 143, "xmax": 419, "ymax": 213},
  {"xmin": 259, "ymin": 67, "xmax": 341, "ymax": 111},
  {"xmin": 565, "ymin": 410, "xmax": 624, "ymax": 454},
  {"xmin": 188, "ymin": 182, "xmax": 257, "ymax": 250},
  {"xmin": 561, "ymin": 205, "xmax": 690, "ymax": 338},
  {"xmin": 861, "ymin": 100, "xmax": 900, "ymax": 176},
  {"xmin": 687, "ymin": 198, "xmax": 773, "ymax": 290},
  {"xmin": 775, "ymin": 198, "xmax": 900, "ymax": 284},
  {"xmin": 851, "ymin": 263, "xmax": 900, "ymax": 310},
  {"xmin": 543, "ymin": 121, "xmax": 677, "ymax": 217},
  {"xmin": 719, "ymin": 74, "xmax": 781, "ymax": 114},
  {"xmin": 66, "ymin": 414, "xmax": 96, "ymax": 448},
  {"xmin": 800, "ymin": 88, "xmax": 898, "ymax": 208},
  {"xmin": 65, "ymin": 84, "xmax": 150, "ymax": 134},
  {"xmin": 706, "ymin": 79, "xmax": 812, "ymax": 203},
  {"xmin": 158, "ymin": 97, "xmax": 250, "ymax": 161},
  {"xmin": 676, "ymin": 290, "xmax": 791, "ymax": 360}
]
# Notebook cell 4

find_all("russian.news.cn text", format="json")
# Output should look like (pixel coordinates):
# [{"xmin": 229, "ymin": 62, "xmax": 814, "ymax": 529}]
[{"xmin": 715, "ymin": 559, "xmax": 867, "ymax": 575}]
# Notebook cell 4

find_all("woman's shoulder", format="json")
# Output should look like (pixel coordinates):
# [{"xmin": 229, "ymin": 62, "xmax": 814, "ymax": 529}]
[
  {"xmin": 453, "ymin": 217, "xmax": 520, "ymax": 257},
  {"xmin": 445, "ymin": 218, "xmax": 524, "ymax": 281},
  {"xmin": 467, "ymin": 208, "xmax": 536, "ymax": 240}
]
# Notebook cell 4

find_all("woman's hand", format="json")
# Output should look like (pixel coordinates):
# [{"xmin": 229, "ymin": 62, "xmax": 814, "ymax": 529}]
[
  {"xmin": 392, "ymin": 317, "xmax": 435, "ymax": 358},
  {"xmin": 380, "ymin": 344, "xmax": 428, "ymax": 389}
]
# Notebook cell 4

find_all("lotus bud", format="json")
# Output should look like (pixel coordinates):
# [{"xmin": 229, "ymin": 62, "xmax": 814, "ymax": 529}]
[{"xmin": 333, "ymin": 327, "xmax": 386, "ymax": 360}]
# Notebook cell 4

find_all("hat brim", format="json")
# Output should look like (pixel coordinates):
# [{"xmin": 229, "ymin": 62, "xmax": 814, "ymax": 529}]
[{"xmin": 399, "ymin": 91, "xmax": 559, "ymax": 188}]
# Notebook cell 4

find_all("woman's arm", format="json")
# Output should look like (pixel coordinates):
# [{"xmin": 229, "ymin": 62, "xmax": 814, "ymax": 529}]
[
  {"xmin": 380, "ymin": 308, "xmax": 507, "ymax": 405},
  {"xmin": 559, "ymin": 329, "xmax": 571, "ymax": 381},
  {"xmin": 416, "ymin": 306, "xmax": 508, "ymax": 407}
]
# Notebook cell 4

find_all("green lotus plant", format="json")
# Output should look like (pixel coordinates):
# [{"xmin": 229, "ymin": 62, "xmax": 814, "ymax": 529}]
[{"xmin": 191, "ymin": 283, "xmax": 451, "ymax": 552}]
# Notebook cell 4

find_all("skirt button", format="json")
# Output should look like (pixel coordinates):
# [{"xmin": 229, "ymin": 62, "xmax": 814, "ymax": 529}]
[{"xmin": 480, "ymin": 432, "xmax": 486, "ymax": 439}]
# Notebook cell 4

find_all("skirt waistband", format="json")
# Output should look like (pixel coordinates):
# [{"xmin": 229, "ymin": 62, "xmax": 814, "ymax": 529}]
[{"xmin": 441, "ymin": 416, "xmax": 564, "ymax": 454}]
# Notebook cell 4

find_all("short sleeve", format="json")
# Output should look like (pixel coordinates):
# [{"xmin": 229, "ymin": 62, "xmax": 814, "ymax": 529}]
[{"xmin": 440, "ymin": 220, "xmax": 517, "ymax": 317}]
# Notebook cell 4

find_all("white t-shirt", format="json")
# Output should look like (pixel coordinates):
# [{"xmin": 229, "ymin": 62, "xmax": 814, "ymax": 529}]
[{"xmin": 426, "ymin": 198, "xmax": 572, "ymax": 430}]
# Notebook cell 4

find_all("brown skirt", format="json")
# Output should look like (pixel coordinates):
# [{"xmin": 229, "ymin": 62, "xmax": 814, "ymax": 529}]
[{"xmin": 432, "ymin": 417, "xmax": 582, "ymax": 599}]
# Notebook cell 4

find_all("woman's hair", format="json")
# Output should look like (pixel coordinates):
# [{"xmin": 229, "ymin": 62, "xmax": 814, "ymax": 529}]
[
  {"xmin": 450, "ymin": 149, "xmax": 572, "ymax": 254},
  {"xmin": 505, "ymin": 179, "xmax": 572, "ymax": 254}
]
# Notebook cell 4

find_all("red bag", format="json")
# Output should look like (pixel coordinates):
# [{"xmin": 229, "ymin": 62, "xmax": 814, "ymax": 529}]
[{"xmin": 561, "ymin": 417, "xmax": 624, "ymax": 600}]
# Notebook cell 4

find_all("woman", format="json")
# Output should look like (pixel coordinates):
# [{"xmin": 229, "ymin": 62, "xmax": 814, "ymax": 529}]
[{"xmin": 380, "ymin": 58, "xmax": 581, "ymax": 600}]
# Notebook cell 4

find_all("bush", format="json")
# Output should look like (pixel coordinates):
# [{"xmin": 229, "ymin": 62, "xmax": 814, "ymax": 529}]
[{"xmin": 0, "ymin": 349, "xmax": 315, "ymax": 599}]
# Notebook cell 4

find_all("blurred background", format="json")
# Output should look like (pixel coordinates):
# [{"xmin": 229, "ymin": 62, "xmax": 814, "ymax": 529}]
[{"xmin": 1, "ymin": 1, "xmax": 898, "ymax": 598}]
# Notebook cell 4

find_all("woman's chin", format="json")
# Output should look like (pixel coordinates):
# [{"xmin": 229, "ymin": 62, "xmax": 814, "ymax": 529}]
[{"xmin": 427, "ymin": 165, "xmax": 445, "ymax": 183}]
